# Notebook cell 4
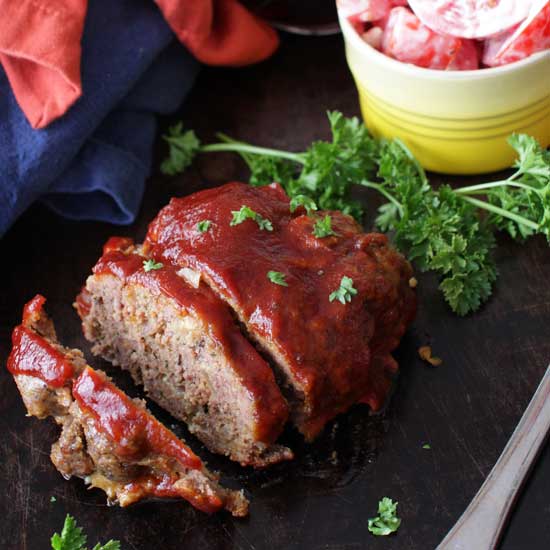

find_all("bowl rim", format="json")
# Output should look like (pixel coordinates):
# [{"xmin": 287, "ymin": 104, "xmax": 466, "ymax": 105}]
[{"xmin": 338, "ymin": 10, "xmax": 550, "ymax": 81}]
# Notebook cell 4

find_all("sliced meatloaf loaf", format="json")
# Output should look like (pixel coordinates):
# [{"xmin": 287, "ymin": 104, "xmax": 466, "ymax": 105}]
[
  {"xmin": 75, "ymin": 237, "xmax": 291, "ymax": 467},
  {"xmin": 144, "ymin": 182, "xmax": 417, "ymax": 440},
  {"xmin": 7, "ymin": 295, "xmax": 248, "ymax": 516}
]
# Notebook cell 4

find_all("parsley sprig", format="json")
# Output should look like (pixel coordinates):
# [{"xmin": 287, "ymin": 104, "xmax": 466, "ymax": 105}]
[
  {"xmin": 161, "ymin": 113, "xmax": 550, "ymax": 315},
  {"xmin": 51, "ymin": 514, "xmax": 120, "ymax": 550},
  {"xmin": 230, "ymin": 205, "xmax": 273, "ymax": 231},
  {"xmin": 161, "ymin": 123, "xmax": 200, "ymax": 176},
  {"xmin": 368, "ymin": 497, "xmax": 402, "ymax": 536}
]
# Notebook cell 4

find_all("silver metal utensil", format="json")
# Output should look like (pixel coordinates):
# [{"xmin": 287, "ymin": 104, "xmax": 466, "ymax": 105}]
[{"xmin": 437, "ymin": 365, "xmax": 550, "ymax": 550}]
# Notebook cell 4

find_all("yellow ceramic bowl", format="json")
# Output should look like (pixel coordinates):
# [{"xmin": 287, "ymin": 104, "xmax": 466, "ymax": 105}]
[{"xmin": 338, "ymin": 13, "xmax": 550, "ymax": 174}]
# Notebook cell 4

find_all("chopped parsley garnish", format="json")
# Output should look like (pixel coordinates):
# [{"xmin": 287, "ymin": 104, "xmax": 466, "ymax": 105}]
[
  {"xmin": 329, "ymin": 276, "xmax": 358, "ymax": 304},
  {"xmin": 143, "ymin": 259, "xmax": 163, "ymax": 272},
  {"xmin": 256, "ymin": 217, "xmax": 273, "ymax": 231},
  {"xmin": 51, "ymin": 514, "xmax": 120, "ymax": 550},
  {"xmin": 162, "ymin": 113, "xmax": 550, "ymax": 315},
  {"xmin": 313, "ymin": 214, "xmax": 336, "ymax": 238},
  {"xmin": 267, "ymin": 271, "xmax": 288, "ymax": 287},
  {"xmin": 289, "ymin": 195, "xmax": 318, "ymax": 215},
  {"xmin": 422, "ymin": 443, "xmax": 431, "ymax": 450},
  {"xmin": 368, "ymin": 498, "xmax": 402, "ymax": 537},
  {"xmin": 230, "ymin": 205, "xmax": 273, "ymax": 231},
  {"xmin": 197, "ymin": 220, "xmax": 212, "ymax": 233}
]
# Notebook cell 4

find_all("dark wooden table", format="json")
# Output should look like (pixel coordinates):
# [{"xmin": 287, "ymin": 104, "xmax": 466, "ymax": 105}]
[{"xmin": 1, "ymin": 33, "xmax": 549, "ymax": 550}]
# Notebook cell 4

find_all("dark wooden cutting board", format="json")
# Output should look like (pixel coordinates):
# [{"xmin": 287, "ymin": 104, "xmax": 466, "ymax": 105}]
[{"xmin": 1, "ymin": 34, "xmax": 549, "ymax": 550}]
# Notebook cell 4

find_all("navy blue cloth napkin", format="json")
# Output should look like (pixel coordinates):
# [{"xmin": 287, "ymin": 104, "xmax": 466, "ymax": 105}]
[{"xmin": 0, "ymin": 0, "xmax": 199, "ymax": 237}]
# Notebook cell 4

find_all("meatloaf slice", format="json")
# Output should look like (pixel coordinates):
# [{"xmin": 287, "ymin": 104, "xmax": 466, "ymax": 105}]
[
  {"xmin": 7, "ymin": 295, "xmax": 248, "ymax": 516},
  {"xmin": 144, "ymin": 182, "xmax": 417, "ymax": 440},
  {"xmin": 75, "ymin": 237, "xmax": 291, "ymax": 467}
]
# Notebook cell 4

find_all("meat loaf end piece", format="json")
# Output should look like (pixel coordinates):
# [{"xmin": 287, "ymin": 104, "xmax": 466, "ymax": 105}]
[
  {"xmin": 145, "ymin": 182, "xmax": 417, "ymax": 440},
  {"xmin": 7, "ymin": 295, "xmax": 248, "ymax": 516},
  {"xmin": 76, "ymin": 237, "xmax": 291, "ymax": 467}
]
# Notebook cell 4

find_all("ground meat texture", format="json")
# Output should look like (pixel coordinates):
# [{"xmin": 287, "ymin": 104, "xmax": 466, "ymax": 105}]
[
  {"xmin": 51, "ymin": 415, "xmax": 94, "ymax": 478},
  {"xmin": 144, "ymin": 182, "xmax": 417, "ymax": 440},
  {"xmin": 7, "ymin": 295, "xmax": 248, "ymax": 517},
  {"xmin": 75, "ymin": 239, "xmax": 291, "ymax": 467}
]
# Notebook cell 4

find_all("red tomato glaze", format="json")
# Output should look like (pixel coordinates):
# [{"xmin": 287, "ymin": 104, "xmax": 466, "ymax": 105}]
[
  {"xmin": 7, "ymin": 325, "xmax": 74, "ymax": 388},
  {"xmin": 144, "ymin": 182, "xmax": 417, "ymax": 439},
  {"xmin": 73, "ymin": 367, "xmax": 202, "ymax": 471}
]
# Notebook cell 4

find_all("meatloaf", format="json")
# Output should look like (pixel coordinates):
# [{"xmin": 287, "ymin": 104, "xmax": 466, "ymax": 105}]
[
  {"xmin": 144, "ymin": 182, "xmax": 417, "ymax": 440},
  {"xmin": 76, "ymin": 237, "xmax": 291, "ymax": 467},
  {"xmin": 7, "ymin": 295, "xmax": 248, "ymax": 516}
]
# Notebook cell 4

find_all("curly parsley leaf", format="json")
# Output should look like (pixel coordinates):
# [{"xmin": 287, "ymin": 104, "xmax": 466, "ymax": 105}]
[
  {"xmin": 453, "ymin": 135, "xmax": 550, "ymax": 242},
  {"xmin": 51, "ymin": 515, "xmax": 120, "ymax": 550},
  {"xmin": 143, "ymin": 259, "xmax": 163, "ymax": 272},
  {"xmin": 368, "ymin": 497, "xmax": 402, "ymax": 536},
  {"xmin": 289, "ymin": 194, "xmax": 318, "ymax": 215},
  {"xmin": 329, "ymin": 276, "xmax": 358, "ymax": 304},
  {"xmin": 267, "ymin": 271, "xmax": 289, "ymax": 287},
  {"xmin": 233, "ymin": 150, "xmax": 297, "ymax": 189},
  {"xmin": 510, "ymin": 133, "xmax": 550, "ymax": 180},
  {"xmin": 161, "ymin": 124, "xmax": 200, "ymax": 176},
  {"xmin": 372, "ymin": 142, "xmax": 497, "ymax": 316},
  {"xmin": 230, "ymin": 205, "xmax": 273, "ymax": 231},
  {"xmin": 483, "ymin": 135, "xmax": 550, "ymax": 241},
  {"xmin": 292, "ymin": 111, "xmax": 377, "ymax": 219}
]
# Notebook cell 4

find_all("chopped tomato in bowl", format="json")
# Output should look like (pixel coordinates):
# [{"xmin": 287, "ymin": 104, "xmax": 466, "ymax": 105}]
[{"xmin": 337, "ymin": 0, "xmax": 550, "ymax": 70}]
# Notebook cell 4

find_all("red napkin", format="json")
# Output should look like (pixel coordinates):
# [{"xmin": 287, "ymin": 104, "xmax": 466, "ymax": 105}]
[{"xmin": 0, "ymin": 0, "xmax": 278, "ymax": 129}]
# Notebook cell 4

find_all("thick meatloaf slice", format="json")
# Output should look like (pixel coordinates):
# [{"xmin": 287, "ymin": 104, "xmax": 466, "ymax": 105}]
[
  {"xmin": 75, "ymin": 237, "xmax": 291, "ymax": 467},
  {"xmin": 144, "ymin": 182, "xmax": 417, "ymax": 440},
  {"xmin": 7, "ymin": 295, "xmax": 248, "ymax": 516}
]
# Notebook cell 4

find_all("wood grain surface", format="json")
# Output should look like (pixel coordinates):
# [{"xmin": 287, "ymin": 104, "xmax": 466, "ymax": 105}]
[{"xmin": 1, "ymin": 34, "xmax": 549, "ymax": 550}]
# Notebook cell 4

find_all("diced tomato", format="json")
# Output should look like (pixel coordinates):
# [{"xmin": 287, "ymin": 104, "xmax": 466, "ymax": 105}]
[
  {"xmin": 483, "ymin": 1, "xmax": 550, "ymax": 66},
  {"xmin": 483, "ymin": 28, "xmax": 516, "ymax": 66},
  {"xmin": 381, "ymin": 7, "xmax": 464, "ymax": 69},
  {"xmin": 407, "ymin": 0, "xmax": 535, "ymax": 39},
  {"xmin": 361, "ymin": 26, "xmax": 385, "ymax": 49},
  {"xmin": 447, "ymin": 39, "xmax": 480, "ymax": 70}
]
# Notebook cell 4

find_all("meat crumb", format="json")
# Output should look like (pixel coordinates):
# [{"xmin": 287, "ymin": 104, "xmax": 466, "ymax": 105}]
[
  {"xmin": 418, "ymin": 345, "xmax": 442, "ymax": 367},
  {"xmin": 409, "ymin": 277, "xmax": 418, "ymax": 288}
]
